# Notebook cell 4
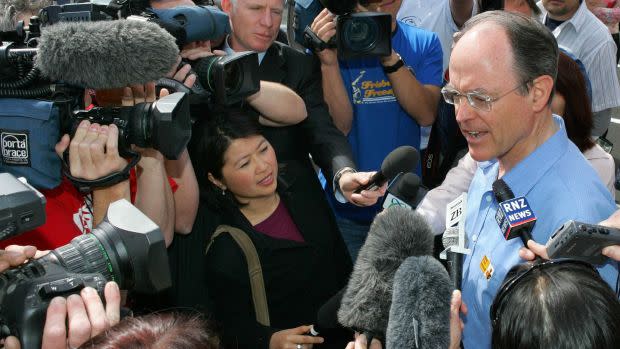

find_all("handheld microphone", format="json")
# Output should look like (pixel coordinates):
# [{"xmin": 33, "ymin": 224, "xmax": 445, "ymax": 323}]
[
  {"xmin": 382, "ymin": 172, "xmax": 426, "ymax": 210},
  {"xmin": 337, "ymin": 206, "xmax": 434, "ymax": 341},
  {"xmin": 386, "ymin": 256, "xmax": 451, "ymax": 349},
  {"xmin": 354, "ymin": 146, "xmax": 419, "ymax": 194},
  {"xmin": 439, "ymin": 194, "xmax": 471, "ymax": 290},
  {"xmin": 309, "ymin": 288, "xmax": 345, "ymax": 336},
  {"xmin": 492, "ymin": 179, "xmax": 536, "ymax": 246},
  {"xmin": 35, "ymin": 20, "xmax": 179, "ymax": 89}
]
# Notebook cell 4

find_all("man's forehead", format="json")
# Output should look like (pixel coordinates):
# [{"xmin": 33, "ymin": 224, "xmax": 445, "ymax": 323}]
[{"xmin": 235, "ymin": 0, "xmax": 284, "ymax": 7}]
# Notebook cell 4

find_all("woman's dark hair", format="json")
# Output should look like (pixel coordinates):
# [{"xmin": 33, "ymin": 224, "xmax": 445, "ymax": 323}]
[
  {"xmin": 82, "ymin": 312, "xmax": 221, "ymax": 348},
  {"xmin": 491, "ymin": 261, "xmax": 620, "ymax": 349},
  {"xmin": 556, "ymin": 52, "xmax": 596, "ymax": 152},
  {"xmin": 189, "ymin": 107, "xmax": 262, "ymax": 208}
]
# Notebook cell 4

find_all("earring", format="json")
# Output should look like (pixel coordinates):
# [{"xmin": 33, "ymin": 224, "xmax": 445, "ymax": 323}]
[{"xmin": 221, "ymin": 187, "xmax": 227, "ymax": 196}]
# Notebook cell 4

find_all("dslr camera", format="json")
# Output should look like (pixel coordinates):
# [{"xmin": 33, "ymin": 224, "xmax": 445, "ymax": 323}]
[
  {"xmin": 304, "ymin": 0, "xmax": 392, "ymax": 60},
  {"xmin": 0, "ymin": 182, "xmax": 171, "ymax": 349}
]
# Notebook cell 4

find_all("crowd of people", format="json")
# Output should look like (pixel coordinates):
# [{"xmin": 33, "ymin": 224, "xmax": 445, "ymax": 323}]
[{"xmin": 1, "ymin": 0, "xmax": 620, "ymax": 348}]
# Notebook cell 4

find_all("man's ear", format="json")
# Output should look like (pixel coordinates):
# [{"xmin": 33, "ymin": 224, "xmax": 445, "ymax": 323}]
[
  {"xmin": 530, "ymin": 75, "xmax": 554, "ymax": 113},
  {"xmin": 208, "ymin": 173, "xmax": 225, "ymax": 190},
  {"xmin": 221, "ymin": 0, "xmax": 233, "ymax": 14}
]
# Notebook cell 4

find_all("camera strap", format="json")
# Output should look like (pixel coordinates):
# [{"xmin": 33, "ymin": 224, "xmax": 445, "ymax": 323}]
[
  {"xmin": 63, "ymin": 152, "xmax": 141, "ymax": 194},
  {"xmin": 303, "ymin": 26, "xmax": 332, "ymax": 52}
]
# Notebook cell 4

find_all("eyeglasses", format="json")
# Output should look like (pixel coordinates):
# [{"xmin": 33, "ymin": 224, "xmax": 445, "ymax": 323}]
[
  {"xmin": 441, "ymin": 82, "xmax": 528, "ymax": 112},
  {"xmin": 490, "ymin": 259, "xmax": 597, "ymax": 328}
]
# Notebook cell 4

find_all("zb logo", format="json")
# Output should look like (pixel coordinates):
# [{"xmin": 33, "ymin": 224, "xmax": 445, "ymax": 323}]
[{"xmin": 1, "ymin": 131, "xmax": 30, "ymax": 166}]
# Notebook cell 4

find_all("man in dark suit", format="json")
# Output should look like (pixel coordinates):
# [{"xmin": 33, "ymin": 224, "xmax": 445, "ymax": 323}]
[{"xmin": 218, "ymin": 0, "xmax": 384, "ymax": 206}]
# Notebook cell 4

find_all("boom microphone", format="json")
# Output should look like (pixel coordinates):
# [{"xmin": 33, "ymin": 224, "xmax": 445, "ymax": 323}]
[
  {"xmin": 355, "ymin": 145, "xmax": 419, "ymax": 193},
  {"xmin": 386, "ymin": 256, "xmax": 451, "ymax": 349},
  {"xmin": 35, "ymin": 20, "xmax": 179, "ymax": 89},
  {"xmin": 337, "ymin": 206, "xmax": 434, "ymax": 341}
]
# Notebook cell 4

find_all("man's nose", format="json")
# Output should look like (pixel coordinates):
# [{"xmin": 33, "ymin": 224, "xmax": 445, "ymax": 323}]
[{"xmin": 259, "ymin": 9, "xmax": 273, "ymax": 27}]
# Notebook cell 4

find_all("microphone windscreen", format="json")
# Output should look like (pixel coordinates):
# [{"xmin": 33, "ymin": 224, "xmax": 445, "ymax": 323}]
[
  {"xmin": 381, "ymin": 146, "xmax": 419, "ymax": 180},
  {"xmin": 386, "ymin": 256, "xmax": 451, "ymax": 349},
  {"xmin": 441, "ymin": 226, "xmax": 460, "ymax": 249},
  {"xmin": 36, "ymin": 20, "xmax": 179, "ymax": 89},
  {"xmin": 337, "ymin": 207, "xmax": 434, "ymax": 337}
]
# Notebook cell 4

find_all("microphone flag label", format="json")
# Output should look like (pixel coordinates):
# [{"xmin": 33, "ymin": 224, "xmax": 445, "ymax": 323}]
[
  {"xmin": 382, "ymin": 192, "xmax": 412, "ymax": 210},
  {"xmin": 495, "ymin": 197, "xmax": 536, "ymax": 240}
]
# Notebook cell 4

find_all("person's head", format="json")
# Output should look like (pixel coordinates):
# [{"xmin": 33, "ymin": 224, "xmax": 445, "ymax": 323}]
[
  {"xmin": 445, "ymin": 11, "xmax": 557, "ymax": 170},
  {"xmin": 552, "ymin": 52, "xmax": 595, "ymax": 152},
  {"xmin": 0, "ymin": 0, "xmax": 52, "ymax": 30},
  {"xmin": 83, "ymin": 312, "xmax": 221, "ymax": 348},
  {"xmin": 478, "ymin": 0, "xmax": 541, "ymax": 16},
  {"xmin": 368, "ymin": 0, "xmax": 403, "ymax": 30},
  {"xmin": 491, "ymin": 259, "xmax": 620, "ymax": 349},
  {"xmin": 220, "ymin": 0, "xmax": 284, "ymax": 52},
  {"xmin": 190, "ymin": 108, "xmax": 278, "ymax": 207},
  {"xmin": 542, "ymin": 0, "xmax": 581, "ymax": 21}
]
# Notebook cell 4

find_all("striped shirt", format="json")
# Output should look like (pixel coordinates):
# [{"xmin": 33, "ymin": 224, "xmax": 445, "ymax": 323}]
[{"xmin": 538, "ymin": 0, "xmax": 620, "ymax": 133}]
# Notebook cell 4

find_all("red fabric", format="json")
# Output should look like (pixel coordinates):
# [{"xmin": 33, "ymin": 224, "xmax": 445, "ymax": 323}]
[
  {"xmin": 0, "ymin": 177, "xmax": 89, "ymax": 250},
  {"xmin": 2, "ymin": 173, "xmax": 178, "ymax": 250},
  {"xmin": 254, "ymin": 200, "xmax": 305, "ymax": 242},
  {"xmin": 128, "ymin": 169, "xmax": 178, "ymax": 202}
]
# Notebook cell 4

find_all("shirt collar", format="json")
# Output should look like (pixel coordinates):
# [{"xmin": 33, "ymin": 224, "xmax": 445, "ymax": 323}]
[
  {"xmin": 539, "ymin": 0, "xmax": 589, "ymax": 34},
  {"xmin": 223, "ymin": 35, "xmax": 267, "ymax": 64},
  {"xmin": 478, "ymin": 114, "xmax": 569, "ymax": 197}
]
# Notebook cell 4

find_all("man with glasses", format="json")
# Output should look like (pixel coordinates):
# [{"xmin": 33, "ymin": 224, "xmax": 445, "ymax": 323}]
[{"xmin": 443, "ymin": 11, "xmax": 618, "ymax": 349}]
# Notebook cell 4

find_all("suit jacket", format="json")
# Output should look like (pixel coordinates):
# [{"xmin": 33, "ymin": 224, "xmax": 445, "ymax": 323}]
[{"xmin": 258, "ymin": 42, "xmax": 356, "ymax": 186}]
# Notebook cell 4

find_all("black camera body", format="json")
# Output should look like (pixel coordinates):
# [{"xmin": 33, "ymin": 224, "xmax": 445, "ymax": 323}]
[
  {"xmin": 0, "ymin": 263, "xmax": 108, "ymax": 349},
  {"xmin": 71, "ymin": 92, "xmax": 191, "ymax": 160},
  {"xmin": 304, "ymin": 12, "xmax": 392, "ymax": 60},
  {"xmin": 0, "ymin": 199, "xmax": 172, "ymax": 349}
]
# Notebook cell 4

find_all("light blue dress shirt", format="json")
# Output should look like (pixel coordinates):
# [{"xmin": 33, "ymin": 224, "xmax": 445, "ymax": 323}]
[{"xmin": 461, "ymin": 115, "xmax": 618, "ymax": 349}]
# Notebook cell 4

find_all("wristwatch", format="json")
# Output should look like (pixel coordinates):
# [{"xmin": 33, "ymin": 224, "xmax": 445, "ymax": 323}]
[
  {"xmin": 333, "ymin": 167, "xmax": 357, "ymax": 195},
  {"xmin": 382, "ymin": 53, "xmax": 405, "ymax": 74}
]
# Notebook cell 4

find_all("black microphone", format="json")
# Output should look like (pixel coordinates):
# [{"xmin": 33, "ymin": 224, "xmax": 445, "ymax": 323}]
[
  {"xmin": 382, "ymin": 172, "xmax": 425, "ymax": 210},
  {"xmin": 337, "ymin": 206, "xmax": 434, "ymax": 341},
  {"xmin": 442, "ymin": 227, "xmax": 464, "ymax": 290},
  {"xmin": 309, "ymin": 288, "xmax": 345, "ymax": 336},
  {"xmin": 386, "ymin": 256, "xmax": 451, "ymax": 349},
  {"xmin": 354, "ymin": 146, "xmax": 419, "ymax": 194},
  {"xmin": 492, "ymin": 179, "xmax": 536, "ymax": 246},
  {"xmin": 35, "ymin": 20, "xmax": 179, "ymax": 89}
]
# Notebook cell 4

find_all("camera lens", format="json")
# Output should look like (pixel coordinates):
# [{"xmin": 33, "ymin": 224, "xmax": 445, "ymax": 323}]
[
  {"xmin": 342, "ymin": 17, "xmax": 379, "ymax": 53},
  {"xmin": 42, "ymin": 223, "xmax": 133, "ymax": 288}
]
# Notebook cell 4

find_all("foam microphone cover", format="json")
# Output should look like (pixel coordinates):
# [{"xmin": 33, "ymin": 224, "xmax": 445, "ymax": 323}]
[
  {"xmin": 381, "ymin": 145, "xmax": 419, "ymax": 180},
  {"xmin": 386, "ymin": 256, "xmax": 451, "ymax": 349},
  {"xmin": 392, "ymin": 172, "xmax": 421, "ymax": 204},
  {"xmin": 337, "ymin": 207, "xmax": 434, "ymax": 337},
  {"xmin": 36, "ymin": 20, "xmax": 179, "ymax": 89}
]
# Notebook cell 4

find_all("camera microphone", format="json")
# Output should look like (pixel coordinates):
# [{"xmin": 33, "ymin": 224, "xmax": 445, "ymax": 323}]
[{"xmin": 35, "ymin": 19, "xmax": 179, "ymax": 89}]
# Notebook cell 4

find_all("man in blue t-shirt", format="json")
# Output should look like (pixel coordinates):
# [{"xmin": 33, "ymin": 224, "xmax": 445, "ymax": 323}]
[{"xmin": 309, "ymin": 0, "xmax": 443, "ymax": 260}]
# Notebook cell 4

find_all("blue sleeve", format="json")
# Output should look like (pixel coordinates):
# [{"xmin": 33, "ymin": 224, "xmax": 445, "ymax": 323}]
[{"xmin": 414, "ymin": 33, "xmax": 444, "ymax": 86}]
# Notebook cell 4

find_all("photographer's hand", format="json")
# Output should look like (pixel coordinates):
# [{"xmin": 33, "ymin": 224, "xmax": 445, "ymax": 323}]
[
  {"xmin": 37, "ymin": 281, "xmax": 121, "ymax": 349},
  {"xmin": 55, "ymin": 121, "xmax": 128, "ymax": 180},
  {"xmin": 310, "ymin": 8, "xmax": 338, "ymax": 67}
]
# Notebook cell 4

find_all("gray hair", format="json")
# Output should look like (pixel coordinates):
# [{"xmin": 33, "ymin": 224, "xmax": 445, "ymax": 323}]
[
  {"xmin": 454, "ymin": 10, "xmax": 558, "ymax": 99},
  {"xmin": 0, "ymin": 0, "xmax": 52, "ymax": 31}
]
